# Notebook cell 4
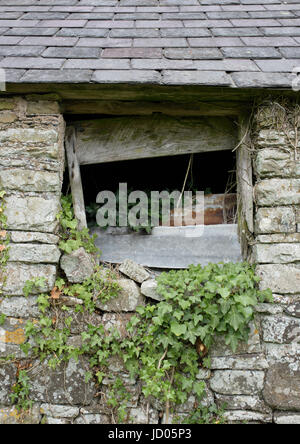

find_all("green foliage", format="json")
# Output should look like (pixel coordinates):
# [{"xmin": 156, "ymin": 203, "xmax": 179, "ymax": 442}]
[
  {"xmin": 178, "ymin": 404, "xmax": 226, "ymax": 424},
  {"xmin": 10, "ymin": 370, "xmax": 33, "ymax": 412},
  {"xmin": 0, "ymin": 313, "xmax": 6, "ymax": 326},
  {"xmin": 58, "ymin": 195, "xmax": 100, "ymax": 255}
]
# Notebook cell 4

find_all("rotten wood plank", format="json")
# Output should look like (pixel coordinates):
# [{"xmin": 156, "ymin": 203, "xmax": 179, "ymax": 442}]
[
  {"xmin": 65, "ymin": 126, "xmax": 87, "ymax": 230},
  {"xmin": 74, "ymin": 115, "xmax": 238, "ymax": 165}
]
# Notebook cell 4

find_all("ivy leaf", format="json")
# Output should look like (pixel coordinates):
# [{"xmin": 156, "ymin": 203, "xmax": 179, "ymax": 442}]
[
  {"xmin": 170, "ymin": 322, "xmax": 187, "ymax": 337},
  {"xmin": 227, "ymin": 307, "xmax": 244, "ymax": 331}
]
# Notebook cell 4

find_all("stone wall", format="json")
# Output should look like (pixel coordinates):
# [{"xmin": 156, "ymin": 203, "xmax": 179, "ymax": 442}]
[{"xmin": 0, "ymin": 97, "xmax": 299, "ymax": 424}]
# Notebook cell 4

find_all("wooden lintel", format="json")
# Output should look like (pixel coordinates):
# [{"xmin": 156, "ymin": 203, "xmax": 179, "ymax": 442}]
[{"xmin": 74, "ymin": 115, "xmax": 238, "ymax": 166}]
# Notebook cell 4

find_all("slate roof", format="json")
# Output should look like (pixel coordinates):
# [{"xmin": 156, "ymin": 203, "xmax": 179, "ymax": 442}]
[{"xmin": 0, "ymin": 0, "xmax": 300, "ymax": 88}]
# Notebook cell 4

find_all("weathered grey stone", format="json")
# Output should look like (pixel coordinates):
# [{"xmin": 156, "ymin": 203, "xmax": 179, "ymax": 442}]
[
  {"xmin": 28, "ymin": 358, "xmax": 96, "ymax": 405},
  {"xmin": 0, "ymin": 128, "xmax": 58, "ymax": 145},
  {"xmin": 57, "ymin": 310, "xmax": 102, "ymax": 336},
  {"xmin": 27, "ymin": 101, "xmax": 61, "ymax": 115},
  {"xmin": 210, "ymin": 354, "xmax": 269, "ymax": 370},
  {"xmin": 9, "ymin": 231, "xmax": 59, "ymax": 245},
  {"xmin": 274, "ymin": 412, "xmax": 300, "ymax": 424},
  {"xmin": 4, "ymin": 195, "xmax": 61, "ymax": 233},
  {"xmin": 96, "ymin": 279, "xmax": 145, "ymax": 312},
  {"xmin": 255, "ymin": 303, "xmax": 284, "ymax": 315},
  {"xmin": 74, "ymin": 414, "xmax": 110, "ymax": 424},
  {"xmin": 255, "ymin": 179, "xmax": 300, "ymax": 206},
  {"xmin": 0, "ymin": 169, "xmax": 60, "ymax": 193},
  {"xmin": 0, "ymin": 405, "xmax": 41, "ymax": 424},
  {"xmin": 209, "ymin": 371, "xmax": 265, "ymax": 395},
  {"xmin": 215, "ymin": 394, "xmax": 271, "ymax": 413},
  {"xmin": 285, "ymin": 302, "xmax": 300, "ymax": 318},
  {"xmin": 60, "ymin": 247, "xmax": 95, "ymax": 283},
  {"xmin": 196, "ymin": 369, "xmax": 211, "ymax": 380},
  {"xmin": 253, "ymin": 243, "xmax": 300, "ymax": 264},
  {"xmin": 1, "ymin": 263, "xmax": 56, "ymax": 296},
  {"xmin": 263, "ymin": 363, "xmax": 300, "ymax": 410},
  {"xmin": 140, "ymin": 278, "xmax": 163, "ymax": 301},
  {"xmin": 102, "ymin": 313, "xmax": 133, "ymax": 338},
  {"xmin": 264, "ymin": 343, "xmax": 300, "ymax": 367},
  {"xmin": 257, "ymin": 264, "xmax": 300, "ymax": 294},
  {"xmin": 224, "ymin": 410, "xmax": 272, "ymax": 424},
  {"xmin": 0, "ymin": 112, "xmax": 17, "ymax": 124},
  {"xmin": 40, "ymin": 404, "xmax": 79, "ymax": 418},
  {"xmin": 129, "ymin": 407, "xmax": 159, "ymax": 425},
  {"xmin": 0, "ymin": 364, "xmax": 16, "ymax": 405},
  {"xmin": 257, "ymin": 233, "xmax": 300, "ymax": 243},
  {"xmin": 210, "ymin": 322, "xmax": 261, "ymax": 356},
  {"xmin": 261, "ymin": 315, "xmax": 300, "ymax": 344},
  {"xmin": 255, "ymin": 147, "xmax": 300, "ymax": 178},
  {"xmin": 45, "ymin": 417, "xmax": 71, "ymax": 424},
  {"xmin": 119, "ymin": 259, "xmax": 150, "ymax": 283},
  {"xmin": 0, "ymin": 296, "xmax": 39, "ymax": 318},
  {"xmin": 0, "ymin": 317, "xmax": 26, "ymax": 352},
  {"xmin": 256, "ymin": 129, "xmax": 288, "ymax": 148},
  {"xmin": 255, "ymin": 207, "xmax": 295, "ymax": 234},
  {"xmin": 8, "ymin": 243, "xmax": 61, "ymax": 264}
]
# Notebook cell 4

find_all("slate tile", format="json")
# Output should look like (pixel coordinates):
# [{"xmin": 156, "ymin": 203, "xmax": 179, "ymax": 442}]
[
  {"xmin": 20, "ymin": 37, "xmax": 78, "ymax": 46},
  {"xmin": 222, "ymin": 47, "xmax": 281, "ymax": 59},
  {"xmin": 133, "ymin": 38, "xmax": 187, "ymax": 47},
  {"xmin": 279, "ymin": 47, "xmax": 300, "ymax": 58},
  {"xmin": 42, "ymin": 47, "xmax": 100, "ymax": 58},
  {"xmin": 255, "ymin": 59, "xmax": 300, "ymax": 72},
  {"xmin": 92, "ymin": 69, "xmax": 161, "ymax": 83},
  {"xmin": 162, "ymin": 70, "xmax": 232, "ymax": 86},
  {"xmin": 77, "ymin": 38, "xmax": 132, "ymax": 47},
  {"xmin": 102, "ymin": 47, "xmax": 162, "ymax": 58},
  {"xmin": 5, "ymin": 27, "xmax": 59, "ymax": 36},
  {"xmin": 212, "ymin": 27, "xmax": 262, "ymax": 36},
  {"xmin": 189, "ymin": 37, "xmax": 243, "ymax": 47},
  {"xmin": 241, "ymin": 36, "xmax": 298, "ymax": 46},
  {"xmin": 21, "ymin": 69, "xmax": 93, "ymax": 83},
  {"xmin": 231, "ymin": 71, "xmax": 294, "ymax": 87},
  {"xmin": 64, "ymin": 58, "xmax": 130, "ymax": 69},
  {"xmin": 0, "ymin": 57, "xmax": 65, "ymax": 69}
]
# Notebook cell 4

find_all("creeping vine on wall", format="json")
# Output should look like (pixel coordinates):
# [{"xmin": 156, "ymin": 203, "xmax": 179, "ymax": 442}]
[{"xmin": 10, "ymin": 195, "xmax": 273, "ymax": 424}]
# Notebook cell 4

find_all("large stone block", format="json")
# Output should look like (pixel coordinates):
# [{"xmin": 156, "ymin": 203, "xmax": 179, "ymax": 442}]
[
  {"xmin": 210, "ymin": 322, "xmax": 261, "ymax": 356},
  {"xmin": 0, "ymin": 127, "xmax": 58, "ymax": 145},
  {"xmin": 8, "ymin": 243, "xmax": 61, "ymax": 264},
  {"xmin": 0, "ymin": 317, "xmax": 26, "ymax": 350},
  {"xmin": 28, "ymin": 358, "xmax": 96, "ymax": 405},
  {"xmin": 261, "ymin": 315, "xmax": 300, "ymax": 344},
  {"xmin": 253, "ymin": 243, "xmax": 300, "ymax": 264},
  {"xmin": 0, "ymin": 169, "xmax": 61, "ymax": 193},
  {"xmin": 0, "ymin": 296, "xmax": 39, "ymax": 318},
  {"xmin": 215, "ymin": 394, "xmax": 271, "ymax": 413},
  {"xmin": 210, "ymin": 354, "xmax": 269, "ymax": 371},
  {"xmin": 255, "ymin": 148, "xmax": 300, "ymax": 178},
  {"xmin": 0, "ymin": 364, "xmax": 16, "ymax": 406},
  {"xmin": 0, "ymin": 405, "xmax": 41, "ymax": 424},
  {"xmin": 96, "ymin": 279, "xmax": 145, "ymax": 312},
  {"xmin": 257, "ymin": 264, "xmax": 300, "ymax": 294},
  {"xmin": 263, "ymin": 363, "xmax": 300, "ymax": 410},
  {"xmin": 264, "ymin": 343, "xmax": 300, "ymax": 367},
  {"xmin": 255, "ymin": 207, "xmax": 295, "ymax": 234},
  {"xmin": 274, "ymin": 412, "xmax": 300, "ymax": 424},
  {"xmin": 256, "ymin": 129, "xmax": 286, "ymax": 148},
  {"xmin": 224, "ymin": 410, "xmax": 272, "ymax": 424},
  {"xmin": 255, "ymin": 179, "xmax": 300, "ymax": 206},
  {"xmin": 209, "ymin": 370, "xmax": 265, "ymax": 395},
  {"xmin": 1, "ymin": 263, "xmax": 56, "ymax": 296},
  {"xmin": 9, "ymin": 231, "xmax": 59, "ymax": 245},
  {"xmin": 4, "ymin": 195, "xmax": 61, "ymax": 233}
]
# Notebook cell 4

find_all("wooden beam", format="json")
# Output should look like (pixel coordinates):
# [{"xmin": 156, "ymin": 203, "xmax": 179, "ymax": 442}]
[
  {"xmin": 65, "ymin": 126, "xmax": 87, "ymax": 230},
  {"xmin": 236, "ymin": 113, "xmax": 254, "ymax": 259},
  {"xmin": 63, "ymin": 100, "xmax": 245, "ymax": 116},
  {"xmin": 74, "ymin": 115, "xmax": 238, "ymax": 165}
]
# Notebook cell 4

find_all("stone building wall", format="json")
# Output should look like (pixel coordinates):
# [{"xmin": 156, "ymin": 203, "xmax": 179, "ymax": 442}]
[{"xmin": 0, "ymin": 97, "xmax": 299, "ymax": 424}]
